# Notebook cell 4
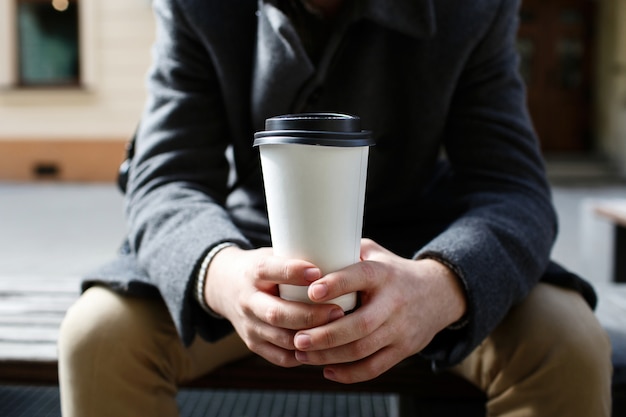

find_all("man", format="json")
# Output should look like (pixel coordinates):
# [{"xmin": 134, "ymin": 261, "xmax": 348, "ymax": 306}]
[{"xmin": 58, "ymin": 0, "xmax": 612, "ymax": 415}]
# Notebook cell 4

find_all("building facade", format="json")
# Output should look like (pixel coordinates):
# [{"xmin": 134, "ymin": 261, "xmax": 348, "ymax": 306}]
[
  {"xmin": 0, "ymin": 0, "xmax": 625, "ymax": 180},
  {"xmin": 0, "ymin": 0, "xmax": 154, "ymax": 181}
]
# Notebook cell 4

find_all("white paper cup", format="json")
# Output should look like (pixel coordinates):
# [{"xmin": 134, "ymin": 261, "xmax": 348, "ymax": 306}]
[{"xmin": 254, "ymin": 113, "xmax": 374, "ymax": 311}]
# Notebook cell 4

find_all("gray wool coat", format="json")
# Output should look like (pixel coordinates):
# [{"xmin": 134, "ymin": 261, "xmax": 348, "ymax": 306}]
[{"xmin": 87, "ymin": 0, "xmax": 596, "ymax": 368}]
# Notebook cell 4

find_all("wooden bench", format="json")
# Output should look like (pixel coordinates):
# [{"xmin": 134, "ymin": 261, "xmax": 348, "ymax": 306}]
[{"xmin": 595, "ymin": 200, "xmax": 626, "ymax": 283}]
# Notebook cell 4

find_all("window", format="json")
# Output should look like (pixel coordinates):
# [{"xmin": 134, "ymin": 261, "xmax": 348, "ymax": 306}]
[
  {"xmin": 16, "ymin": 0, "xmax": 80, "ymax": 86},
  {"xmin": 0, "ymin": 0, "xmax": 94, "ymax": 89}
]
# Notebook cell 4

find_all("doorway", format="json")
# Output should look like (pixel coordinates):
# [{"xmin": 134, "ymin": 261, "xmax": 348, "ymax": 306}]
[{"xmin": 517, "ymin": 0, "xmax": 595, "ymax": 152}]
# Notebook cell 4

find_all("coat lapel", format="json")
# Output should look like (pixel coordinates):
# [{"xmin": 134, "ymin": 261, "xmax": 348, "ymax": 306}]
[{"xmin": 250, "ymin": 0, "xmax": 436, "ymax": 129}]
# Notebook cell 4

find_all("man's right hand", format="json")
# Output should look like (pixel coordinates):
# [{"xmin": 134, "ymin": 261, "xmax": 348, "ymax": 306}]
[{"xmin": 203, "ymin": 246, "xmax": 345, "ymax": 367}]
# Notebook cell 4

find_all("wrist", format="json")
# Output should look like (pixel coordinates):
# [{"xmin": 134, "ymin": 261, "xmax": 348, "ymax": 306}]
[
  {"xmin": 419, "ymin": 258, "xmax": 468, "ymax": 329},
  {"xmin": 194, "ymin": 242, "xmax": 238, "ymax": 318}
]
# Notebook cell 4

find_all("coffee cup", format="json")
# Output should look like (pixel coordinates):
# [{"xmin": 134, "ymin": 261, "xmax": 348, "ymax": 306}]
[{"xmin": 253, "ymin": 113, "xmax": 374, "ymax": 311}]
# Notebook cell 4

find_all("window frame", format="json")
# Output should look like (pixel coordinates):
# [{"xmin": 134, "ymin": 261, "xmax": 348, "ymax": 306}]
[
  {"xmin": 0, "ymin": 0, "xmax": 96, "ymax": 90},
  {"xmin": 15, "ymin": 0, "xmax": 81, "ymax": 88}
]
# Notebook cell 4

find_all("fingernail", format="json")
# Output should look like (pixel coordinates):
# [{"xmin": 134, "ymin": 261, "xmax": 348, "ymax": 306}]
[
  {"xmin": 328, "ymin": 308, "xmax": 343, "ymax": 323},
  {"xmin": 295, "ymin": 350, "xmax": 309, "ymax": 363},
  {"xmin": 294, "ymin": 334, "xmax": 312, "ymax": 350},
  {"xmin": 304, "ymin": 268, "xmax": 321, "ymax": 282},
  {"xmin": 310, "ymin": 283, "xmax": 328, "ymax": 300},
  {"xmin": 323, "ymin": 368, "xmax": 336, "ymax": 381}
]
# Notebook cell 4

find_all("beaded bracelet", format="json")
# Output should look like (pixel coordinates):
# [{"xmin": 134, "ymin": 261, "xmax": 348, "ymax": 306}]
[{"xmin": 194, "ymin": 242, "xmax": 237, "ymax": 318}]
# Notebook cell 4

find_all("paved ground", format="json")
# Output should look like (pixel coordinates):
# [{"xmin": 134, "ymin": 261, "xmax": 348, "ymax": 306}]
[{"xmin": 0, "ymin": 183, "xmax": 126, "ymax": 280}]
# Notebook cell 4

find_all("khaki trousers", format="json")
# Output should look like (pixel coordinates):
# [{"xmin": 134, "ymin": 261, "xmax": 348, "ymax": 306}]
[{"xmin": 58, "ymin": 283, "xmax": 612, "ymax": 417}]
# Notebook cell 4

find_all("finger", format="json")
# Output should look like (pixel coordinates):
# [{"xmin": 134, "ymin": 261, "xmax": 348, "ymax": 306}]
[
  {"xmin": 294, "ymin": 325, "xmax": 390, "ymax": 366},
  {"xmin": 242, "ymin": 314, "xmax": 297, "ymax": 350},
  {"xmin": 359, "ymin": 238, "xmax": 389, "ymax": 260},
  {"xmin": 248, "ymin": 291, "xmax": 345, "ymax": 331},
  {"xmin": 322, "ymin": 346, "xmax": 400, "ymax": 384},
  {"xmin": 253, "ymin": 255, "xmax": 321, "ymax": 287},
  {"xmin": 248, "ymin": 340, "xmax": 301, "ymax": 368},
  {"xmin": 307, "ymin": 260, "xmax": 384, "ymax": 304},
  {"xmin": 293, "ymin": 302, "xmax": 387, "ymax": 351}
]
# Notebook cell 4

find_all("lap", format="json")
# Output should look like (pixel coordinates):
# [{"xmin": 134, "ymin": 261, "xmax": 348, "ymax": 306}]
[
  {"xmin": 451, "ymin": 283, "xmax": 612, "ymax": 416},
  {"xmin": 62, "ymin": 282, "xmax": 609, "ymax": 389},
  {"xmin": 61, "ymin": 286, "xmax": 251, "ymax": 384}
]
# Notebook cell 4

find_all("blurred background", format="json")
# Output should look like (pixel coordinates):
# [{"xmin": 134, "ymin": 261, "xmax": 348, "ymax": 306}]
[
  {"xmin": 2, "ymin": 0, "xmax": 626, "ymax": 282},
  {"xmin": 0, "ymin": 0, "xmax": 153, "ymax": 182},
  {"xmin": 1, "ymin": 0, "xmax": 626, "ymax": 180},
  {"xmin": 1, "ymin": 0, "xmax": 626, "ymax": 415}
]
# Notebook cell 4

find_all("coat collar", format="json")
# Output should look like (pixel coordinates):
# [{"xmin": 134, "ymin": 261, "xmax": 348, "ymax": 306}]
[
  {"xmin": 250, "ymin": 0, "xmax": 437, "ymax": 128},
  {"xmin": 355, "ymin": 0, "xmax": 436, "ymax": 39}
]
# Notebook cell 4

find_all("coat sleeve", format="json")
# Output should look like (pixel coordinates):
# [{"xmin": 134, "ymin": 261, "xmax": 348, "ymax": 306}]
[
  {"xmin": 124, "ymin": 0, "xmax": 252, "ymax": 346},
  {"xmin": 415, "ymin": 0, "xmax": 559, "ymax": 367}
]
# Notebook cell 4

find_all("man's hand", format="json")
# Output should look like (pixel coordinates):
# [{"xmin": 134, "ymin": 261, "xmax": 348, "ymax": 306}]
[
  {"xmin": 292, "ymin": 238, "xmax": 467, "ymax": 383},
  {"xmin": 203, "ymin": 246, "xmax": 346, "ymax": 368}
]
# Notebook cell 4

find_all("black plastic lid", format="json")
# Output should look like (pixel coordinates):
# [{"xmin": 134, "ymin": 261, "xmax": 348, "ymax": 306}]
[
  {"xmin": 266, "ymin": 113, "xmax": 361, "ymax": 132},
  {"xmin": 254, "ymin": 113, "xmax": 374, "ymax": 147}
]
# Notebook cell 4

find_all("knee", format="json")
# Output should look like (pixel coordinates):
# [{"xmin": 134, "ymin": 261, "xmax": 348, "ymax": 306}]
[
  {"xmin": 59, "ymin": 287, "xmax": 110, "ymax": 366},
  {"xmin": 545, "ymin": 301, "xmax": 612, "ymax": 388},
  {"xmin": 494, "ymin": 285, "xmax": 612, "ymax": 391},
  {"xmin": 58, "ymin": 286, "xmax": 173, "ymax": 369},
  {"xmin": 532, "ymin": 288, "xmax": 611, "ymax": 382},
  {"xmin": 473, "ymin": 285, "xmax": 613, "ymax": 416},
  {"xmin": 541, "ymin": 311, "xmax": 611, "ymax": 383}
]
